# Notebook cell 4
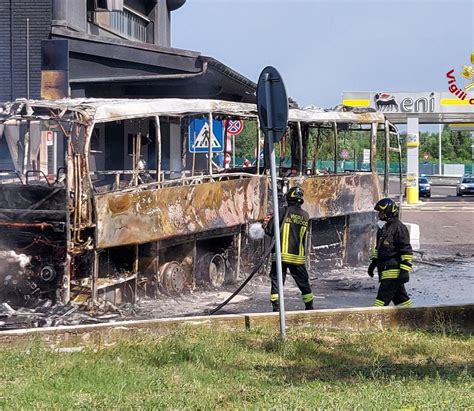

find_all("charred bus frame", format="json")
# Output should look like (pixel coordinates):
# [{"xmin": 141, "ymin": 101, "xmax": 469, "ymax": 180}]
[
  {"xmin": 282, "ymin": 106, "xmax": 401, "ymax": 268},
  {"xmin": 0, "ymin": 99, "xmax": 400, "ymax": 308},
  {"xmin": 0, "ymin": 99, "xmax": 267, "ymax": 307}
]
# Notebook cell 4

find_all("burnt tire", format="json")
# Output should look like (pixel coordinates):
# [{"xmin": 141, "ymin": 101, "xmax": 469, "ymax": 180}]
[
  {"xmin": 159, "ymin": 261, "xmax": 186, "ymax": 296},
  {"xmin": 206, "ymin": 253, "xmax": 226, "ymax": 288}
]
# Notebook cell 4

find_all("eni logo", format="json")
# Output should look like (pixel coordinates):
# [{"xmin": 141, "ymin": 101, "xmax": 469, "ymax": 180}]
[
  {"xmin": 445, "ymin": 52, "xmax": 474, "ymax": 104},
  {"xmin": 374, "ymin": 92, "xmax": 435, "ymax": 113},
  {"xmin": 374, "ymin": 93, "xmax": 398, "ymax": 111}
]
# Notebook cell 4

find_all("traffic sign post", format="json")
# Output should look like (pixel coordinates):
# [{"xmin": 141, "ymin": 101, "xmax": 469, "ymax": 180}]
[
  {"xmin": 224, "ymin": 119, "xmax": 244, "ymax": 136},
  {"xmin": 257, "ymin": 66, "xmax": 288, "ymax": 339},
  {"xmin": 224, "ymin": 119, "xmax": 244, "ymax": 167},
  {"xmin": 340, "ymin": 148, "xmax": 349, "ymax": 160},
  {"xmin": 188, "ymin": 118, "xmax": 223, "ymax": 153}
]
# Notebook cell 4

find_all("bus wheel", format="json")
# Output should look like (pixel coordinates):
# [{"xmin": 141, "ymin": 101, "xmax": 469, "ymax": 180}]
[
  {"xmin": 159, "ymin": 261, "xmax": 186, "ymax": 296},
  {"xmin": 207, "ymin": 254, "xmax": 226, "ymax": 288}
]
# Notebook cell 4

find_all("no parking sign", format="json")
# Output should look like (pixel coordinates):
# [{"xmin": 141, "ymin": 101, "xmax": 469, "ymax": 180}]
[
  {"xmin": 224, "ymin": 119, "xmax": 244, "ymax": 136},
  {"xmin": 340, "ymin": 148, "xmax": 350, "ymax": 160}
]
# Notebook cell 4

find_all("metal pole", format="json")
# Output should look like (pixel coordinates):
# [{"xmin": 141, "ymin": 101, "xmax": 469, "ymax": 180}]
[
  {"xmin": 333, "ymin": 122, "xmax": 338, "ymax": 174},
  {"xmin": 297, "ymin": 121, "xmax": 303, "ymax": 176},
  {"xmin": 264, "ymin": 73, "xmax": 286, "ymax": 339},
  {"xmin": 232, "ymin": 134, "xmax": 236, "ymax": 168},
  {"xmin": 256, "ymin": 118, "xmax": 261, "ymax": 174},
  {"xmin": 384, "ymin": 120, "xmax": 390, "ymax": 196},
  {"xmin": 208, "ymin": 112, "xmax": 213, "ymax": 176},
  {"xmin": 23, "ymin": 124, "xmax": 30, "ymax": 175},
  {"xmin": 155, "ymin": 116, "xmax": 161, "ymax": 182},
  {"xmin": 223, "ymin": 118, "xmax": 228, "ymax": 169},
  {"xmin": 26, "ymin": 18, "xmax": 30, "ymax": 99},
  {"xmin": 438, "ymin": 124, "xmax": 442, "ymax": 175}
]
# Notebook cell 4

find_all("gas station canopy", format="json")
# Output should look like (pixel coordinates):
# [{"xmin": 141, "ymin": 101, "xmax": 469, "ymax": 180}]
[{"xmin": 342, "ymin": 92, "xmax": 474, "ymax": 124}]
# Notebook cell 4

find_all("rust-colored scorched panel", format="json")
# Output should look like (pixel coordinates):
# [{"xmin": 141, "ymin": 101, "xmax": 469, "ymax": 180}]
[
  {"xmin": 95, "ymin": 176, "xmax": 268, "ymax": 249},
  {"xmin": 299, "ymin": 173, "xmax": 381, "ymax": 219}
]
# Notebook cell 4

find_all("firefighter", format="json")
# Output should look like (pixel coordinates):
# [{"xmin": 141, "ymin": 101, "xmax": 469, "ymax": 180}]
[
  {"xmin": 264, "ymin": 186, "xmax": 314, "ymax": 312},
  {"xmin": 368, "ymin": 198, "xmax": 413, "ymax": 307}
]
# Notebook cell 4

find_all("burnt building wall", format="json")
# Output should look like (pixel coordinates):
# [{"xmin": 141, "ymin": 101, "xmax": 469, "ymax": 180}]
[{"xmin": 0, "ymin": 0, "xmax": 52, "ymax": 102}]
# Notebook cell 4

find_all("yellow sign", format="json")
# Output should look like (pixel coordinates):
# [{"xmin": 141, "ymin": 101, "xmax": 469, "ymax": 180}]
[
  {"xmin": 406, "ymin": 133, "xmax": 419, "ymax": 148},
  {"xmin": 342, "ymin": 99, "xmax": 370, "ymax": 107}
]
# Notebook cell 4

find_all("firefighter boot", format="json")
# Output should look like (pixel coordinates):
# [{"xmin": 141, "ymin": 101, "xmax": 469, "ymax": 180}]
[
  {"xmin": 272, "ymin": 301, "xmax": 279, "ymax": 312},
  {"xmin": 305, "ymin": 300, "xmax": 314, "ymax": 310}
]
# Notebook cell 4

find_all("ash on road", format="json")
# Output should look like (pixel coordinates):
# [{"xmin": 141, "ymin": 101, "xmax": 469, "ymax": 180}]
[
  {"xmin": 0, "ymin": 200, "xmax": 472, "ymax": 328},
  {"xmin": 133, "ymin": 200, "xmax": 474, "ymax": 319}
]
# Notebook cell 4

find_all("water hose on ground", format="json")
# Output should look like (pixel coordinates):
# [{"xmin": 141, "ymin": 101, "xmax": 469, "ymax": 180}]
[{"xmin": 209, "ymin": 239, "xmax": 274, "ymax": 315}]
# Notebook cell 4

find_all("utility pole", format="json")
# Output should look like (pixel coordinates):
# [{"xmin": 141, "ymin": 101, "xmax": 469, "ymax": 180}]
[
  {"xmin": 438, "ymin": 124, "xmax": 442, "ymax": 175},
  {"xmin": 26, "ymin": 18, "xmax": 30, "ymax": 99}
]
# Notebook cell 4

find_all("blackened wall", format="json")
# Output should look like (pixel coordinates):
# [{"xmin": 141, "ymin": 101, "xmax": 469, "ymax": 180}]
[{"xmin": 0, "ymin": 0, "xmax": 52, "ymax": 102}]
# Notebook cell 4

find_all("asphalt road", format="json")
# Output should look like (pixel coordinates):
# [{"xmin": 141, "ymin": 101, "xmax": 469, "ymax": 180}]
[
  {"xmin": 126, "ymin": 179, "xmax": 474, "ymax": 319},
  {"xmin": 134, "ymin": 200, "xmax": 474, "ymax": 318},
  {"xmin": 388, "ymin": 180, "xmax": 474, "ymax": 202}
]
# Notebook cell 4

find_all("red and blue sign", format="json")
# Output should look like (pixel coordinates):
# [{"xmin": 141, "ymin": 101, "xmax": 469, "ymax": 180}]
[{"xmin": 224, "ymin": 119, "xmax": 244, "ymax": 136}]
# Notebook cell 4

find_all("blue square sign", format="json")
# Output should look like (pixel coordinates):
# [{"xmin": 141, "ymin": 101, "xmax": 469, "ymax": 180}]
[{"xmin": 188, "ymin": 118, "xmax": 223, "ymax": 153}]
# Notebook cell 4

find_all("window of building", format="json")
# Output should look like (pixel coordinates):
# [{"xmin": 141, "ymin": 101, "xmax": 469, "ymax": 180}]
[
  {"xmin": 88, "ymin": 2, "xmax": 152, "ymax": 43},
  {"xmin": 110, "ymin": 7, "xmax": 150, "ymax": 42}
]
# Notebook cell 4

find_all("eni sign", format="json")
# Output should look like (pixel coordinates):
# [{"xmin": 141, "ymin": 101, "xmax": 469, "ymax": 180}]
[{"xmin": 342, "ymin": 92, "xmax": 436, "ymax": 113}]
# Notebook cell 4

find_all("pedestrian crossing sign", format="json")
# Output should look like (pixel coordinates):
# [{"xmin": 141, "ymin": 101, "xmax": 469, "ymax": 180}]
[{"xmin": 189, "ymin": 118, "xmax": 223, "ymax": 153}]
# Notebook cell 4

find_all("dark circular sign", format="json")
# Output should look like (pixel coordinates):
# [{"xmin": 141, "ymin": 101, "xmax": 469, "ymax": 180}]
[{"xmin": 257, "ymin": 66, "xmax": 288, "ymax": 143}]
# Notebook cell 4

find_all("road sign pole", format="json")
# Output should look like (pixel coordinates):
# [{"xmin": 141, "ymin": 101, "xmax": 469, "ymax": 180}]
[
  {"xmin": 208, "ymin": 112, "xmax": 213, "ymax": 176},
  {"xmin": 264, "ymin": 72, "xmax": 286, "ymax": 339},
  {"xmin": 438, "ymin": 124, "xmax": 442, "ymax": 175},
  {"xmin": 232, "ymin": 134, "xmax": 235, "ymax": 168}
]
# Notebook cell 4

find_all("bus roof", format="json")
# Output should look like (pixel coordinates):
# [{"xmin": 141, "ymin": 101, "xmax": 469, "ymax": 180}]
[{"xmin": 1, "ymin": 98, "xmax": 386, "ymax": 125}]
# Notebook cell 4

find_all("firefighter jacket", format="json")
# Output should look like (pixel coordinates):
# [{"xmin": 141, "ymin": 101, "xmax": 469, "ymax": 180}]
[
  {"xmin": 371, "ymin": 217, "xmax": 413, "ymax": 280},
  {"xmin": 265, "ymin": 204, "xmax": 309, "ymax": 265}
]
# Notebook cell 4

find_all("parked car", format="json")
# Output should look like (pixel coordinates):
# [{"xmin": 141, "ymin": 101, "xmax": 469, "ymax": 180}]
[
  {"xmin": 456, "ymin": 175, "xmax": 474, "ymax": 196},
  {"xmin": 419, "ymin": 177, "xmax": 431, "ymax": 198}
]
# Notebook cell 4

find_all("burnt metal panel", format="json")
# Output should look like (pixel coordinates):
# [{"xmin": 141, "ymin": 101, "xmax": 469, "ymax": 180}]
[
  {"xmin": 95, "ymin": 176, "xmax": 268, "ymax": 249},
  {"xmin": 298, "ymin": 173, "xmax": 381, "ymax": 220},
  {"xmin": 41, "ymin": 71, "xmax": 70, "ymax": 100},
  {"xmin": 344, "ymin": 211, "xmax": 377, "ymax": 266},
  {"xmin": 0, "ymin": 184, "xmax": 68, "ymax": 305}
]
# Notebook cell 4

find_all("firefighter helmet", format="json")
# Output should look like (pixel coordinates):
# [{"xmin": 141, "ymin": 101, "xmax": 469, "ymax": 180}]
[
  {"xmin": 374, "ymin": 198, "xmax": 399, "ymax": 220},
  {"xmin": 286, "ymin": 186, "xmax": 304, "ymax": 204}
]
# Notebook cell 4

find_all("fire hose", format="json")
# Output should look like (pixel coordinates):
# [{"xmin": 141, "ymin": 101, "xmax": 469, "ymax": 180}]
[{"xmin": 209, "ymin": 238, "xmax": 275, "ymax": 315}]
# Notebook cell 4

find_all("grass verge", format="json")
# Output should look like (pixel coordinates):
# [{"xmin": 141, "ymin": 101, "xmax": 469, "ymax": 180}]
[{"xmin": 0, "ymin": 327, "xmax": 472, "ymax": 409}]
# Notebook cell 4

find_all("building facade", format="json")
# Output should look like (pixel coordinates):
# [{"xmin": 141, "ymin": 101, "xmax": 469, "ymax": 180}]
[{"xmin": 0, "ymin": 0, "xmax": 256, "ymax": 102}]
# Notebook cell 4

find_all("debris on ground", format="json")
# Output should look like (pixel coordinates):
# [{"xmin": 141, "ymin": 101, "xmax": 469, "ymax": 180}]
[{"xmin": 0, "ymin": 256, "xmax": 472, "ymax": 330}]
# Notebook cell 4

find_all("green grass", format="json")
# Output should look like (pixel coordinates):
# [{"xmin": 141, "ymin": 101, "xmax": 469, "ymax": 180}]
[{"xmin": 0, "ymin": 327, "xmax": 472, "ymax": 409}]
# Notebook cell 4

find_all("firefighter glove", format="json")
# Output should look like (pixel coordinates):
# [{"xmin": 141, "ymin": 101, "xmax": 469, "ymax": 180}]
[
  {"xmin": 368, "ymin": 260, "xmax": 377, "ymax": 278},
  {"xmin": 399, "ymin": 269, "xmax": 410, "ymax": 283}
]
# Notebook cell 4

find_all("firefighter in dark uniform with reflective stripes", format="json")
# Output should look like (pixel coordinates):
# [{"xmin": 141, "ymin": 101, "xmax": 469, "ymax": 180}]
[
  {"xmin": 368, "ymin": 198, "xmax": 413, "ymax": 307},
  {"xmin": 264, "ymin": 186, "xmax": 314, "ymax": 312}
]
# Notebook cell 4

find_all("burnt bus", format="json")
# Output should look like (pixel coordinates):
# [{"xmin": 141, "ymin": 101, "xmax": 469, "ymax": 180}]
[
  {"xmin": 281, "ymin": 106, "xmax": 401, "ymax": 269},
  {"xmin": 0, "ymin": 98, "xmax": 267, "ymax": 307},
  {"xmin": 0, "ymin": 98, "xmax": 400, "ymax": 308}
]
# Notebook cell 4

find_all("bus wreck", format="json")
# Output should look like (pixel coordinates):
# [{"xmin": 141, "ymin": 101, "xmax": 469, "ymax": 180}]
[
  {"xmin": 285, "ymin": 106, "xmax": 400, "ymax": 269},
  {"xmin": 0, "ymin": 98, "xmax": 267, "ymax": 307},
  {"xmin": 0, "ymin": 98, "xmax": 400, "ymax": 309}
]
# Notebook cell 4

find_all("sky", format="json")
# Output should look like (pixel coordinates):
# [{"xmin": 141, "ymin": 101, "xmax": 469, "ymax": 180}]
[{"xmin": 172, "ymin": 0, "xmax": 474, "ymax": 109}]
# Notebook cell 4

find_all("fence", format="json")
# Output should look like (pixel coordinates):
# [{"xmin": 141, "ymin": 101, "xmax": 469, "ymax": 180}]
[{"xmin": 234, "ymin": 157, "xmax": 472, "ymax": 176}]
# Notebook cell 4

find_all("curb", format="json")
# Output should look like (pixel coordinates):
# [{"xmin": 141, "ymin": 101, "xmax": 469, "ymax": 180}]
[{"xmin": 0, "ymin": 304, "xmax": 471, "ymax": 349}]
